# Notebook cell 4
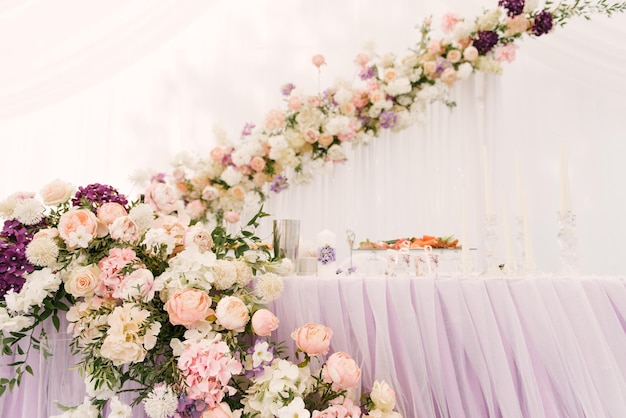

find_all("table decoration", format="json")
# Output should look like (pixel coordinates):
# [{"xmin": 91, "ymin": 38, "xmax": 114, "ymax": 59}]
[
  {"xmin": 316, "ymin": 229, "xmax": 337, "ymax": 276},
  {"xmin": 345, "ymin": 229, "xmax": 356, "ymax": 275},
  {"xmin": 272, "ymin": 219, "xmax": 300, "ymax": 274}
]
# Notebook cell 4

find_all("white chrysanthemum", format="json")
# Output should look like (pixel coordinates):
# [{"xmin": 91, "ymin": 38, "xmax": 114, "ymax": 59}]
[
  {"xmin": 26, "ymin": 237, "xmax": 59, "ymax": 267},
  {"xmin": 0, "ymin": 197, "xmax": 17, "ymax": 218},
  {"xmin": 129, "ymin": 203, "xmax": 155, "ymax": 232},
  {"xmin": 234, "ymin": 259, "xmax": 253, "ymax": 287},
  {"xmin": 212, "ymin": 259, "xmax": 238, "ymax": 290},
  {"xmin": 255, "ymin": 273, "xmax": 284, "ymax": 302},
  {"xmin": 220, "ymin": 166, "xmax": 244, "ymax": 187},
  {"xmin": 143, "ymin": 384, "xmax": 179, "ymax": 418},
  {"xmin": 13, "ymin": 198, "xmax": 45, "ymax": 225}
]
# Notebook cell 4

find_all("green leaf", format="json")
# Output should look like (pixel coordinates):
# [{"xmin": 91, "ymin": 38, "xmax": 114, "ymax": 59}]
[
  {"xmin": 25, "ymin": 365, "xmax": 33, "ymax": 376},
  {"xmin": 52, "ymin": 315, "xmax": 60, "ymax": 331}
]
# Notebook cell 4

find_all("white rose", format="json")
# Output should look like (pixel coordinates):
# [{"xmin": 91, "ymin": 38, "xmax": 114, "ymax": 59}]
[
  {"xmin": 65, "ymin": 264, "xmax": 100, "ymax": 298},
  {"xmin": 215, "ymin": 296, "xmax": 250, "ymax": 332},
  {"xmin": 220, "ymin": 166, "xmax": 244, "ymax": 187},
  {"xmin": 100, "ymin": 336, "xmax": 146, "ymax": 366},
  {"xmin": 477, "ymin": 8, "xmax": 502, "ymax": 31},
  {"xmin": 370, "ymin": 380, "xmax": 397, "ymax": 412},
  {"xmin": 113, "ymin": 268, "xmax": 160, "ymax": 302},
  {"xmin": 40, "ymin": 179, "xmax": 75, "ymax": 206}
]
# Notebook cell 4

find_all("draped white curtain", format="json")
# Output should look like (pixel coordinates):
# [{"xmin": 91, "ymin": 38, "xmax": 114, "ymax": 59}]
[{"xmin": 1, "ymin": 0, "xmax": 626, "ymax": 274}]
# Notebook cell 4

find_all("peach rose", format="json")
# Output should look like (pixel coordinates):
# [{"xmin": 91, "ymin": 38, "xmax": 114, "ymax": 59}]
[
  {"xmin": 210, "ymin": 147, "xmax": 225, "ymax": 162},
  {"xmin": 265, "ymin": 108, "xmax": 286, "ymax": 131},
  {"xmin": 202, "ymin": 402, "xmax": 236, "ymax": 418},
  {"xmin": 355, "ymin": 53, "xmax": 370, "ymax": 66},
  {"xmin": 184, "ymin": 225, "xmax": 214, "ymax": 252},
  {"xmin": 185, "ymin": 200, "xmax": 206, "ymax": 220},
  {"xmin": 251, "ymin": 309, "xmax": 279, "ymax": 336},
  {"xmin": 40, "ymin": 179, "xmax": 75, "ymax": 206},
  {"xmin": 307, "ymin": 95, "xmax": 322, "ymax": 108},
  {"xmin": 97, "ymin": 202, "xmax": 128, "ymax": 225},
  {"xmin": 229, "ymin": 185, "xmax": 246, "ymax": 200},
  {"xmin": 317, "ymin": 134, "xmax": 334, "ymax": 148},
  {"xmin": 64, "ymin": 264, "xmax": 100, "ymax": 298},
  {"xmin": 322, "ymin": 351, "xmax": 361, "ymax": 390},
  {"xmin": 446, "ymin": 49, "xmax": 462, "ymax": 63},
  {"xmin": 440, "ymin": 67, "xmax": 457, "ymax": 86},
  {"xmin": 312, "ymin": 54, "xmax": 326, "ymax": 68},
  {"xmin": 291, "ymin": 323, "xmax": 333, "ymax": 355},
  {"xmin": 164, "ymin": 288, "xmax": 213, "ymax": 328},
  {"xmin": 145, "ymin": 182, "xmax": 179, "ymax": 214},
  {"xmin": 57, "ymin": 209, "xmax": 103, "ymax": 247},
  {"xmin": 250, "ymin": 156, "xmax": 266, "ymax": 172},
  {"xmin": 215, "ymin": 296, "xmax": 250, "ymax": 332},
  {"xmin": 288, "ymin": 95, "xmax": 302, "ymax": 111},
  {"xmin": 33, "ymin": 228, "xmax": 59, "ymax": 240},
  {"xmin": 369, "ymin": 380, "xmax": 397, "ymax": 412}
]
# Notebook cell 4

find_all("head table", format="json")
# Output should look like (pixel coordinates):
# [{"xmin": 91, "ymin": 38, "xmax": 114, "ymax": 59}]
[
  {"xmin": 1, "ymin": 275, "xmax": 625, "ymax": 417},
  {"xmin": 270, "ymin": 275, "xmax": 626, "ymax": 418}
]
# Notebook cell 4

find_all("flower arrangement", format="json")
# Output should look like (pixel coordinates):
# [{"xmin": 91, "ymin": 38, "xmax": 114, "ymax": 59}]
[
  {"xmin": 0, "ymin": 179, "xmax": 402, "ymax": 418},
  {"xmin": 316, "ymin": 245, "xmax": 336, "ymax": 265},
  {"xmin": 165, "ymin": 0, "xmax": 625, "ymax": 225}
]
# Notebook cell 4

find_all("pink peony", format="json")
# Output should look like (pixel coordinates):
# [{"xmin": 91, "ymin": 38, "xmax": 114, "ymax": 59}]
[
  {"xmin": 291, "ymin": 323, "xmax": 333, "ymax": 355},
  {"xmin": 165, "ymin": 288, "xmax": 213, "ymax": 328},
  {"xmin": 312, "ymin": 54, "xmax": 326, "ymax": 68},
  {"xmin": 322, "ymin": 351, "xmax": 361, "ymax": 390},
  {"xmin": 251, "ymin": 309, "xmax": 279, "ymax": 336},
  {"xmin": 494, "ymin": 43, "xmax": 519, "ymax": 63},
  {"xmin": 441, "ymin": 12, "xmax": 461, "ymax": 33},
  {"xmin": 215, "ymin": 296, "xmax": 250, "ymax": 332}
]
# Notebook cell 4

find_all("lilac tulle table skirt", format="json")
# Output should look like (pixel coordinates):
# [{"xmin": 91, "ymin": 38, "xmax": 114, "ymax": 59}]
[
  {"xmin": 270, "ymin": 275, "xmax": 626, "ymax": 418},
  {"xmin": 1, "ymin": 276, "xmax": 625, "ymax": 417}
]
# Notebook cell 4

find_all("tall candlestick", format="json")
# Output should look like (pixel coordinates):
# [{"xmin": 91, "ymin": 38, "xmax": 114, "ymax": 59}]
[
  {"xmin": 522, "ymin": 197, "xmax": 536, "ymax": 272},
  {"xmin": 482, "ymin": 145, "xmax": 494, "ymax": 217},
  {"xmin": 461, "ymin": 193, "xmax": 469, "ymax": 275},
  {"xmin": 559, "ymin": 142, "xmax": 572, "ymax": 213},
  {"xmin": 502, "ymin": 201, "xmax": 515, "ymax": 272},
  {"xmin": 515, "ymin": 155, "xmax": 524, "ymax": 218}
]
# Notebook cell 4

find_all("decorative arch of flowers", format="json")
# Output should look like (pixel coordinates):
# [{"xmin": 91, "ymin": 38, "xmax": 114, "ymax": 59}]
[
  {"xmin": 0, "ymin": 1, "xmax": 624, "ymax": 418},
  {"xmin": 168, "ymin": 0, "xmax": 626, "ymax": 228}
]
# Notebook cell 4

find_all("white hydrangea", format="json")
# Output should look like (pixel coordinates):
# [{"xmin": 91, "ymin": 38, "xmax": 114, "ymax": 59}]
[
  {"xmin": 84, "ymin": 374, "xmax": 117, "ymax": 400},
  {"xmin": 5, "ymin": 268, "xmax": 61, "ymax": 313},
  {"xmin": 477, "ymin": 8, "xmax": 502, "ymax": 31},
  {"xmin": 0, "ymin": 307, "xmax": 34, "ymax": 332},
  {"xmin": 49, "ymin": 397, "xmax": 99, "ymax": 418},
  {"xmin": 143, "ymin": 228, "xmax": 177, "ymax": 256},
  {"xmin": 220, "ymin": 166, "xmax": 244, "ymax": 187},
  {"xmin": 452, "ymin": 21, "xmax": 475, "ymax": 43},
  {"xmin": 385, "ymin": 77, "xmax": 412, "ymax": 96},
  {"xmin": 476, "ymin": 56, "xmax": 502, "ymax": 75},
  {"xmin": 323, "ymin": 115, "xmax": 352, "ymax": 136},
  {"xmin": 457, "ymin": 62, "xmax": 474, "ymax": 79}
]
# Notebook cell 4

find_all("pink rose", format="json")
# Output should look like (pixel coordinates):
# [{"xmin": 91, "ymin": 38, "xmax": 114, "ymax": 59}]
[
  {"xmin": 494, "ymin": 43, "xmax": 518, "ymax": 63},
  {"xmin": 113, "ymin": 268, "xmax": 158, "ymax": 302},
  {"xmin": 184, "ymin": 225, "xmax": 214, "ymax": 252},
  {"xmin": 307, "ymin": 95, "xmax": 322, "ymax": 108},
  {"xmin": 57, "ymin": 208, "xmax": 103, "ymax": 247},
  {"xmin": 446, "ymin": 49, "xmax": 462, "ymax": 63},
  {"xmin": 303, "ymin": 128, "xmax": 319, "ymax": 144},
  {"xmin": 202, "ymin": 185, "xmax": 220, "ymax": 201},
  {"xmin": 210, "ymin": 147, "xmax": 225, "ymax": 162},
  {"xmin": 354, "ymin": 53, "xmax": 370, "ymax": 66},
  {"xmin": 440, "ymin": 67, "xmax": 457, "ymax": 86},
  {"xmin": 264, "ymin": 109, "xmax": 286, "ymax": 131},
  {"xmin": 97, "ymin": 202, "xmax": 128, "ymax": 225},
  {"xmin": 250, "ymin": 156, "xmax": 266, "ymax": 172},
  {"xmin": 165, "ymin": 288, "xmax": 213, "ymax": 328},
  {"xmin": 145, "ymin": 182, "xmax": 179, "ymax": 213},
  {"xmin": 288, "ymin": 95, "xmax": 303, "ymax": 111},
  {"xmin": 109, "ymin": 216, "xmax": 140, "ymax": 243},
  {"xmin": 172, "ymin": 167, "xmax": 186, "ymax": 182},
  {"xmin": 251, "ymin": 309, "xmax": 279, "ymax": 336},
  {"xmin": 311, "ymin": 54, "xmax": 326, "ymax": 68},
  {"xmin": 322, "ymin": 351, "xmax": 361, "ymax": 390},
  {"xmin": 423, "ymin": 61, "xmax": 437, "ymax": 75},
  {"xmin": 185, "ymin": 200, "xmax": 206, "ymax": 220},
  {"xmin": 224, "ymin": 211, "xmax": 240, "ymax": 224},
  {"xmin": 39, "ymin": 179, "xmax": 75, "ymax": 205},
  {"xmin": 215, "ymin": 296, "xmax": 250, "ymax": 332},
  {"xmin": 291, "ymin": 323, "xmax": 333, "ymax": 355},
  {"xmin": 427, "ymin": 39, "xmax": 443, "ymax": 54}
]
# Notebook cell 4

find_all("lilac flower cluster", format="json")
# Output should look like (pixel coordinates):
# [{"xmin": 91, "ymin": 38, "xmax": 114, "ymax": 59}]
[
  {"xmin": 0, "ymin": 219, "xmax": 35, "ymax": 299},
  {"xmin": 498, "ymin": 0, "xmax": 524, "ymax": 17},
  {"xmin": 317, "ymin": 244, "xmax": 336, "ymax": 265},
  {"xmin": 281, "ymin": 82, "xmax": 296, "ymax": 97},
  {"xmin": 532, "ymin": 10, "xmax": 554, "ymax": 36},
  {"xmin": 241, "ymin": 122, "xmax": 255, "ymax": 137},
  {"xmin": 71, "ymin": 183, "xmax": 128, "ymax": 209},
  {"xmin": 175, "ymin": 396, "xmax": 210, "ymax": 418},
  {"xmin": 269, "ymin": 175, "xmax": 289, "ymax": 194},
  {"xmin": 379, "ymin": 110, "xmax": 398, "ymax": 129},
  {"xmin": 359, "ymin": 66, "xmax": 376, "ymax": 80},
  {"xmin": 473, "ymin": 30, "xmax": 500, "ymax": 55}
]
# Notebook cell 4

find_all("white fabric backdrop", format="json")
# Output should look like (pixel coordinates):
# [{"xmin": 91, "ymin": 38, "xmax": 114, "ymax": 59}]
[{"xmin": 0, "ymin": 0, "xmax": 625, "ymax": 274}]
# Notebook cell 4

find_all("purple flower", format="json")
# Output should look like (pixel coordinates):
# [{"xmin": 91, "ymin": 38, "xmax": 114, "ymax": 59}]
[
  {"xmin": 269, "ymin": 175, "xmax": 289, "ymax": 194},
  {"xmin": 150, "ymin": 172, "xmax": 166, "ymax": 183},
  {"xmin": 241, "ymin": 122, "xmax": 255, "ymax": 136},
  {"xmin": 498, "ymin": 0, "xmax": 524, "ymax": 17},
  {"xmin": 317, "ymin": 245, "xmax": 336, "ymax": 265},
  {"xmin": 379, "ymin": 111, "xmax": 398, "ymax": 129},
  {"xmin": 472, "ymin": 30, "xmax": 500, "ymax": 55},
  {"xmin": 359, "ymin": 66, "xmax": 376, "ymax": 80},
  {"xmin": 281, "ymin": 83, "xmax": 296, "ymax": 97},
  {"xmin": 531, "ymin": 10, "xmax": 553, "ymax": 36},
  {"xmin": 71, "ymin": 183, "xmax": 128, "ymax": 209},
  {"xmin": 0, "ymin": 219, "xmax": 36, "ymax": 299}
]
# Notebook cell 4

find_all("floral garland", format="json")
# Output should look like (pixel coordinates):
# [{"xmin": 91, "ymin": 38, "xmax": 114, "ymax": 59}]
[
  {"xmin": 0, "ymin": 1, "xmax": 625, "ymax": 418},
  {"xmin": 166, "ymin": 0, "xmax": 626, "ymax": 227}
]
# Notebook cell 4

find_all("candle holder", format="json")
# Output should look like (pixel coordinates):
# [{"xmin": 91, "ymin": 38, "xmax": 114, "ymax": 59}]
[
  {"xmin": 557, "ymin": 210, "xmax": 579, "ymax": 276},
  {"xmin": 482, "ymin": 214, "xmax": 501, "ymax": 276},
  {"xmin": 514, "ymin": 215, "xmax": 536, "ymax": 275}
]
